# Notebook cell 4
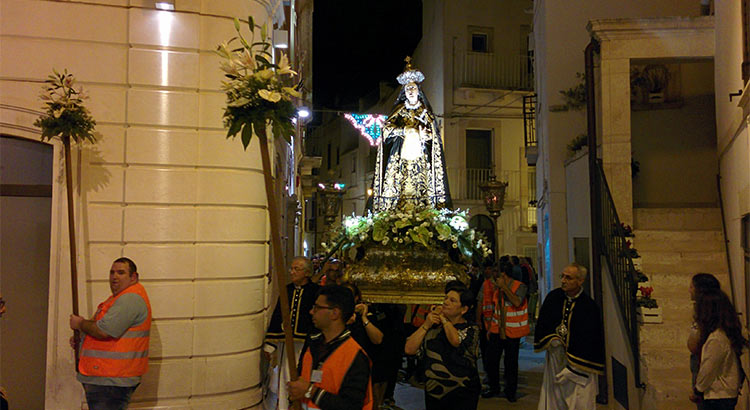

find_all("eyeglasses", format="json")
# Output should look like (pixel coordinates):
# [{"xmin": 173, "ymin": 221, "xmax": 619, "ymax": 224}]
[
  {"xmin": 312, "ymin": 304, "xmax": 334, "ymax": 312},
  {"xmin": 0, "ymin": 298, "xmax": 5, "ymax": 309}
]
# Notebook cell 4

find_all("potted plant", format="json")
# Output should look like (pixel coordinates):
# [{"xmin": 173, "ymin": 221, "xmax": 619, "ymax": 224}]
[
  {"xmin": 559, "ymin": 72, "xmax": 586, "ymax": 110},
  {"xmin": 566, "ymin": 134, "xmax": 587, "ymax": 157},
  {"xmin": 640, "ymin": 64, "xmax": 670, "ymax": 103},
  {"xmin": 637, "ymin": 285, "xmax": 662, "ymax": 323}
]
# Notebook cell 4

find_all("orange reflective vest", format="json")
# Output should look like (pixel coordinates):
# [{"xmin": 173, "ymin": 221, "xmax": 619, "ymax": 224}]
[
  {"xmin": 502, "ymin": 280, "xmax": 529, "ymax": 338},
  {"xmin": 300, "ymin": 337, "xmax": 373, "ymax": 410},
  {"xmin": 483, "ymin": 279, "xmax": 529, "ymax": 338},
  {"xmin": 481, "ymin": 280, "xmax": 500, "ymax": 334},
  {"xmin": 409, "ymin": 304, "xmax": 430, "ymax": 328},
  {"xmin": 79, "ymin": 282, "xmax": 152, "ymax": 378}
]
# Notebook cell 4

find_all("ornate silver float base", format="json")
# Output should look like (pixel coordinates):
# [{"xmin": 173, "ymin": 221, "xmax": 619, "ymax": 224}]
[{"xmin": 344, "ymin": 246, "xmax": 469, "ymax": 304}]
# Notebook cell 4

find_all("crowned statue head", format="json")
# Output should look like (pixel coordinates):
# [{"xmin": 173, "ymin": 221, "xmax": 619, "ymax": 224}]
[{"xmin": 396, "ymin": 57, "xmax": 430, "ymax": 110}]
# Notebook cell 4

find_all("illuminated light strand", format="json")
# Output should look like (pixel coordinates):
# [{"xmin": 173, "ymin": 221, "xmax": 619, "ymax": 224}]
[{"xmin": 344, "ymin": 113, "xmax": 388, "ymax": 146}]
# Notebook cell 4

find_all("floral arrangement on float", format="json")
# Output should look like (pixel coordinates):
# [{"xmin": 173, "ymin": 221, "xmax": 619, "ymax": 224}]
[
  {"xmin": 332, "ymin": 207, "xmax": 492, "ymax": 261},
  {"xmin": 328, "ymin": 207, "xmax": 491, "ymax": 304}
]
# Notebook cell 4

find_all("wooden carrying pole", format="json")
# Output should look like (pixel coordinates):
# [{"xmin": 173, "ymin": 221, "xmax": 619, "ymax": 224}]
[
  {"xmin": 257, "ymin": 129, "xmax": 301, "ymax": 409},
  {"xmin": 63, "ymin": 137, "xmax": 81, "ymax": 367}
]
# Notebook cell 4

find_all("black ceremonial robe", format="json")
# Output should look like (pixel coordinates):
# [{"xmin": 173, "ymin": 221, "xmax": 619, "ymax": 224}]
[{"xmin": 533, "ymin": 288, "xmax": 605, "ymax": 375}]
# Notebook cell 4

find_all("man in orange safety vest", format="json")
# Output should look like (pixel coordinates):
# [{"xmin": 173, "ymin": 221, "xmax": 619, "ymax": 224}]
[{"xmin": 69, "ymin": 257, "xmax": 152, "ymax": 410}]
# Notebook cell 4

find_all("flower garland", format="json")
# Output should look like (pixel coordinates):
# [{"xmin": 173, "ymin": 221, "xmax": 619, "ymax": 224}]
[
  {"xmin": 216, "ymin": 17, "xmax": 300, "ymax": 147},
  {"xmin": 333, "ymin": 207, "xmax": 492, "ymax": 263}
]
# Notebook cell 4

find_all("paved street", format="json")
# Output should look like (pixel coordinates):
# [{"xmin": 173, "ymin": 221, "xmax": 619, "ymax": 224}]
[{"xmin": 392, "ymin": 337, "xmax": 547, "ymax": 410}]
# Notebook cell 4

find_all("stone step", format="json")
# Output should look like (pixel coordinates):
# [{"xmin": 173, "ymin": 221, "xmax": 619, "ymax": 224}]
[
  {"xmin": 640, "ymin": 347, "xmax": 691, "ymax": 372},
  {"xmin": 639, "ymin": 250, "xmax": 728, "ymax": 275},
  {"xmin": 646, "ymin": 272, "xmax": 730, "ymax": 301},
  {"xmin": 634, "ymin": 207, "xmax": 722, "ymax": 231},
  {"xmin": 642, "ymin": 368, "xmax": 694, "ymax": 410},
  {"xmin": 639, "ymin": 322, "xmax": 691, "ymax": 350},
  {"xmin": 632, "ymin": 229, "xmax": 725, "ymax": 252}
]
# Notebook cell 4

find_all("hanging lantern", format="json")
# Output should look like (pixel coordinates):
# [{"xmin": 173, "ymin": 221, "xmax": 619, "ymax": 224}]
[{"xmin": 480, "ymin": 175, "xmax": 508, "ymax": 218}]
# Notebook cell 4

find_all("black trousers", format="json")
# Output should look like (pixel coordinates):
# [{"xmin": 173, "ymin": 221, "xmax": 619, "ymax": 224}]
[
  {"xmin": 425, "ymin": 388, "xmax": 479, "ymax": 410},
  {"xmin": 703, "ymin": 398, "xmax": 738, "ymax": 410},
  {"xmin": 484, "ymin": 333, "xmax": 521, "ymax": 396}
]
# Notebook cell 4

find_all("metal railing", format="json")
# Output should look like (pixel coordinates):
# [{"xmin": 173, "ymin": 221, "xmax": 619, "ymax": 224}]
[
  {"xmin": 523, "ymin": 94, "xmax": 537, "ymax": 148},
  {"xmin": 593, "ymin": 159, "xmax": 643, "ymax": 387},
  {"xmin": 465, "ymin": 168, "xmax": 492, "ymax": 200},
  {"xmin": 464, "ymin": 169, "xmax": 522, "ymax": 202},
  {"xmin": 455, "ymin": 52, "xmax": 534, "ymax": 91}
]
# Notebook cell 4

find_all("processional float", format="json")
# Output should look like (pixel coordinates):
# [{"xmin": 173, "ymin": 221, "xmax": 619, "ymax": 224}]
[{"xmin": 334, "ymin": 58, "xmax": 496, "ymax": 304}]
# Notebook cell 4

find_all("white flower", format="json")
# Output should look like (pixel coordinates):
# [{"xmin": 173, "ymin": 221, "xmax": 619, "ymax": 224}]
[
  {"xmin": 282, "ymin": 87, "xmax": 301, "ymax": 98},
  {"xmin": 277, "ymin": 53, "xmax": 297, "ymax": 76},
  {"xmin": 239, "ymin": 49, "xmax": 255, "ymax": 68},
  {"xmin": 255, "ymin": 69, "xmax": 275, "ymax": 80},
  {"xmin": 220, "ymin": 60, "xmax": 239, "ymax": 75},
  {"xmin": 258, "ymin": 89, "xmax": 282, "ymax": 102}
]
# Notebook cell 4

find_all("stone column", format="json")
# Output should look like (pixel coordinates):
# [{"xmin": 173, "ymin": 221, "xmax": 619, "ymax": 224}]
[{"xmin": 1, "ymin": 1, "xmax": 273, "ymax": 408}]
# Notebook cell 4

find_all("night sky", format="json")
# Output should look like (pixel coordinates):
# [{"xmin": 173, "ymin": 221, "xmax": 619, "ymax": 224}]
[{"xmin": 312, "ymin": 0, "xmax": 423, "ymax": 114}]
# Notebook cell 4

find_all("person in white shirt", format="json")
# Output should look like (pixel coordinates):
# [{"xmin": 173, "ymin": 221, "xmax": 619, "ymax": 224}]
[{"xmin": 694, "ymin": 289, "xmax": 748, "ymax": 410}]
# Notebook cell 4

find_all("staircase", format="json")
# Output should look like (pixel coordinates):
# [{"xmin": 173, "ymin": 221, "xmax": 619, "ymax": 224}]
[{"xmin": 633, "ymin": 208, "xmax": 729, "ymax": 410}]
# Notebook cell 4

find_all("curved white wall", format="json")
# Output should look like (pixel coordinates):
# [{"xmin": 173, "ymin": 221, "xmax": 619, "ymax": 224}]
[{"xmin": 1, "ymin": 1, "xmax": 273, "ymax": 408}]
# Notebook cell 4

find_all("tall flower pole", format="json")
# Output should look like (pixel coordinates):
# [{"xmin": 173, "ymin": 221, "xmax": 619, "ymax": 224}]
[
  {"xmin": 216, "ymin": 17, "xmax": 302, "ymax": 407},
  {"xmin": 34, "ymin": 69, "xmax": 97, "ymax": 367}
]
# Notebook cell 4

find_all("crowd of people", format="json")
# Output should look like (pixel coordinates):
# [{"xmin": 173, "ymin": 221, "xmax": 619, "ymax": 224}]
[
  {"xmin": 262, "ymin": 254, "xmax": 598, "ymax": 410},
  {"xmin": 16, "ymin": 253, "xmax": 739, "ymax": 410}
]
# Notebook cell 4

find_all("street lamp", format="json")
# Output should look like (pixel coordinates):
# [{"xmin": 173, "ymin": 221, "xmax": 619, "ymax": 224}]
[
  {"xmin": 318, "ymin": 182, "xmax": 346, "ymax": 232},
  {"xmin": 479, "ymin": 174, "xmax": 508, "ymax": 263}
]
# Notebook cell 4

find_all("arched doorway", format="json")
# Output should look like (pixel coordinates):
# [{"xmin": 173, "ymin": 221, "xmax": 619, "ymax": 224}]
[{"xmin": 470, "ymin": 214, "xmax": 496, "ymax": 263}]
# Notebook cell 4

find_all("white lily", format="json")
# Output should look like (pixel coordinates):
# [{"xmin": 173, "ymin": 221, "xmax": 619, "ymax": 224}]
[
  {"xmin": 277, "ymin": 53, "xmax": 297, "ymax": 76},
  {"xmin": 282, "ymin": 87, "xmax": 301, "ymax": 98},
  {"xmin": 258, "ymin": 89, "xmax": 281, "ymax": 102},
  {"xmin": 254, "ymin": 68, "xmax": 275, "ymax": 80}
]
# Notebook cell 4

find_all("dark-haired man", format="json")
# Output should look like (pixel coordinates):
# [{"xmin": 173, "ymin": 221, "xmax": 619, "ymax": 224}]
[
  {"xmin": 69, "ymin": 257, "xmax": 151, "ymax": 410},
  {"xmin": 289, "ymin": 285, "xmax": 373, "ymax": 410}
]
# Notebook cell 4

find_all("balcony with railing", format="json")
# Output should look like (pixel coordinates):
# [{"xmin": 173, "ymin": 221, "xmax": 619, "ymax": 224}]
[
  {"xmin": 523, "ymin": 94, "xmax": 538, "ymax": 165},
  {"xmin": 455, "ymin": 52, "xmax": 534, "ymax": 91},
  {"xmin": 463, "ymin": 169, "xmax": 523, "ymax": 202}
]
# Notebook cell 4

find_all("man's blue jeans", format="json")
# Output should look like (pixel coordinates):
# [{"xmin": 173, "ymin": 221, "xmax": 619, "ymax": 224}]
[{"xmin": 82, "ymin": 383, "xmax": 139, "ymax": 410}]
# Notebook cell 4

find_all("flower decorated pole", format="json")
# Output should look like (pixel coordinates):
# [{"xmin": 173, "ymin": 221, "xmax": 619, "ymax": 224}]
[
  {"xmin": 34, "ymin": 69, "xmax": 97, "ymax": 367},
  {"xmin": 216, "ymin": 16, "xmax": 302, "ymax": 406}
]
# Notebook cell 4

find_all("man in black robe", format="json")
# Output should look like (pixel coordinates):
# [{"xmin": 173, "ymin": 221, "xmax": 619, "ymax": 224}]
[
  {"xmin": 534, "ymin": 263, "xmax": 605, "ymax": 409},
  {"xmin": 264, "ymin": 256, "xmax": 320, "ymax": 410}
]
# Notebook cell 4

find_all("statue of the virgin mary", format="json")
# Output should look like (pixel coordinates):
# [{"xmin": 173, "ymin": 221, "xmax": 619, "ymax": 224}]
[{"xmin": 371, "ymin": 58, "xmax": 452, "ymax": 212}]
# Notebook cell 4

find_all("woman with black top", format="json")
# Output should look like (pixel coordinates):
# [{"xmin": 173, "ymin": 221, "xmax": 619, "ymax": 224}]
[{"xmin": 404, "ymin": 281, "xmax": 480, "ymax": 410}]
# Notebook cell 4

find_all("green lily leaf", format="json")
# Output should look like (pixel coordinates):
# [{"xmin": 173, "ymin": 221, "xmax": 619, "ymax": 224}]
[
  {"xmin": 458, "ymin": 236, "xmax": 473, "ymax": 259},
  {"xmin": 435, "ymin": 223, "xmax": 451, "ymax": 239},
  {"xmin": 240, "ymin": 122, "xmax": 253, "ymax": 149},
  {"xmin": 227, "ymin": 119, "xmax": 243, "ymax": 138},
  {"xmin": 372, "ymin": 221, "xmax": 386, "ymax": 242}
]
